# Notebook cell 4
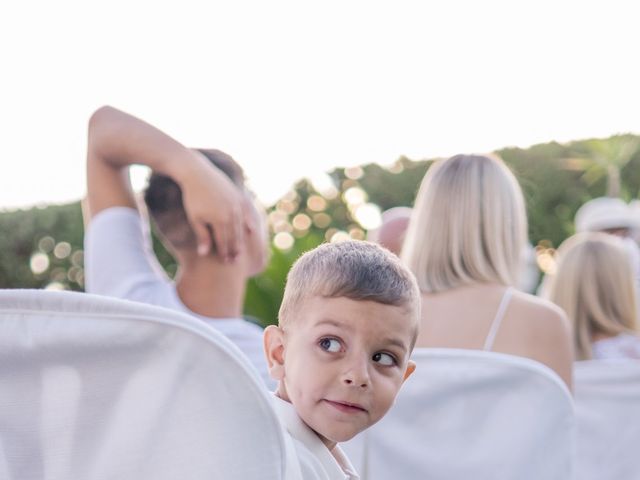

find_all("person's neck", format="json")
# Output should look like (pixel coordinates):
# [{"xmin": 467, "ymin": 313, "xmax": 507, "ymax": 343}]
[{"xmin": 174, "ymin": 252, "xmax": 247, "ymax": 319}]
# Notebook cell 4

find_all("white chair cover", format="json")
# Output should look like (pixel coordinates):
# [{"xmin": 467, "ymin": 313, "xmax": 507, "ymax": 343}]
[
  {"xmin": 342, "ymin": 348, "xmax": 574, "ymax": 480},
  {"xmin": 574, "ymin": 359, "xmax": 640, "ymax": 480},
  {"xmin": 0, "ymin": 289, "xmax": 292, "ymax": 480}
]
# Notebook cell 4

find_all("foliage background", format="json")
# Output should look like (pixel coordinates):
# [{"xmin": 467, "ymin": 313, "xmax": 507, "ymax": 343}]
[{"xmin": 2, "ymin": 134, "xmax": 639, "ymax": 326}]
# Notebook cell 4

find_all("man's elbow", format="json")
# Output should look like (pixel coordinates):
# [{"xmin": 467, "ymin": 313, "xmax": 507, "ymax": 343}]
[{"xmin": 88, "ymin": 105, "xmax": 117, "ymax": 131}]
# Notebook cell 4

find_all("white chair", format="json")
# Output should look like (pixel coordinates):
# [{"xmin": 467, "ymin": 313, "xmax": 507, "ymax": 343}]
[
  {"xmin": 342, "ymin": 348, "xmax": 574, "ymax": 480},
  {"xmin": 0, "ymin": 289, "xmax": 294, "ymax": 480},
  {"xmin": 574, "ymin": 359, "xmax": 640, "ymax": 480}
]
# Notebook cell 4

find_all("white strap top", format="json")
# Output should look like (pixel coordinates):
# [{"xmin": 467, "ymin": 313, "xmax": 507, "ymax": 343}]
[{"xmin": 483, "ymin": 287, "xmax": 514, "ymax": 352}]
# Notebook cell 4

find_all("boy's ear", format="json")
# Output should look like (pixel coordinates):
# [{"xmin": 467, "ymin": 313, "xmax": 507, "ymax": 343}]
[
  {"xmin": 263, "ymin": 325, "xmax": 286, "ymax": 381},
  {"xmin": 402, "ymin": 360, "xmax": 416, "ymax": 382}
]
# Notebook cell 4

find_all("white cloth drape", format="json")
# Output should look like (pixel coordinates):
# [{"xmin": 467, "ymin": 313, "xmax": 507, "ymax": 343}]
[
  {"xmin": 0, "ymin": 289, "xmax": 292, "ymax": 480},
  {"xmin": 574, "ymin": 359, "xmax": 640, "ymax": 480},
  {"xmin": 342, "ymin": 348, "xmax": 574, "ymax": 480}
]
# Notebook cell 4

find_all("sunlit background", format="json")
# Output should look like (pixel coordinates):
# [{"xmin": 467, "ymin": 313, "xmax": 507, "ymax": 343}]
[
  {"xmin": 1, "ymin": 1, "xmax": 640, "ymax": 323},
  {"xmin": 1, "ymin": 0, "xmax": 639, "ymax": 210}
]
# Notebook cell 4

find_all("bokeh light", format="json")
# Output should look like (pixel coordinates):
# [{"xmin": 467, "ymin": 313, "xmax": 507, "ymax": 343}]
[
  {"xmin": 50, "ymin": 268, "xmax": 67, "ymax": 283},
  {"xmin": 71, "ymin": 250, "xmax": 84, "ymax": 267},
  {"xmin": 268, "ymin": 210, "xmax": 289, "ymax": 225},
  {"xmin": 348, "ymin": 227, "xmax": 366, "ymax": 240},
  {"xmin": 292, "ymin": 213, "xmax": 312, "ymax": 231},
  {"xmin": 330, "ymin": 231, "xmax": 350, "ymax": 243},
  {"xmin": 277, "ymin": 199, "xmax": 297, "ymax": 215},
  {"xmin": 324, "ymin": 228, "xmax": 338, "ymax": 242},
  {"xmin": 353, "ymin": 203, "xmax": 382, "ymax": 230},
  {"xmin": 536, "ymin": 248, "xmax": 557, "ymax": 275},
  {"xmin": 307, "ymin": 195, "xmax": 327, "ymax": 212},
  {"xmin": 273, "ymin": 232, "xmax": 294, "ymax": 250},
  {"xmin": 30, "ymin": 253, "xmax": 50, "ymax": 275},
  {"xmin": 343, "ymin": 187, "xmax": 367, "ymax": 206},
  {"xmin": 313, "ymin": 213, "xmax": 332, "ymax": 228},
  {"xmin": 309, "ymin": 173, "xmax": 339, "ymax": 199},
  {"xmin": 273, "ymin": 219, "xmax": 293, "ymax": 234},
  {"xmin": 344, "ymin": 166, "xmax": 364, "ymax": 180},
  {"xmin": 38, "ymin": 236, "xmax": 55, "ymax": 253},
  {"xmin": 67, "ymin": 266, "xmax": 83, "ymax": 283},
  {"xmin": 53, "ymin": 242, "xmax": 72, "ymax": 259}
]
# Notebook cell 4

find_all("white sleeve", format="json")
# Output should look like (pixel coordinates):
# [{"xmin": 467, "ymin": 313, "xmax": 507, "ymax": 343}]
[{"xmin": 84, "ymin": 207, "xmax": 170, "ymax": 300}]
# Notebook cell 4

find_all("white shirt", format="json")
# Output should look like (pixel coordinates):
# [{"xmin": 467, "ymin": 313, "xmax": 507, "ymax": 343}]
[
  {"xmin": 271, "ymin": 394, "xmax": 360, "ymax": 480},
  {"xmin": 84, "ymin": 207, "xmax": 274, "ymax": 389},
  {"xmin": 592, "ymin": 332, "xmax": 640, "ymax": 360}
]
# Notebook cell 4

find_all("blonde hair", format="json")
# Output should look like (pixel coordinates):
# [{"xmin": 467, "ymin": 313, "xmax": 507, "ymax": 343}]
[
  {"xmin": 547, "ymin": 232, "xmax": 638, "ymax": 360},
  {"xmin": 401, "ymin": 154, "xmax": 527, "ymax": 293},
  {"xmin": 278, "ymin": 240, "xmax": 421, "ymax": 340}
]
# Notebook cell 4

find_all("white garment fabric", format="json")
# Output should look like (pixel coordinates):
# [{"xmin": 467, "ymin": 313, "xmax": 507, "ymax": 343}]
[
  {"xmin": 84, "ymin": 207, "xmax": 273, "ymax": 388},
  {"xmin": 271, "ymin": 394, "xmax": 359, "ymax": 480},
  {"xmin": 592, "ymin": 333, "xmax": 640, "ymax": 359},
  {"xmin": 342, "ymin": 349, "xmax": 574, "ymax": 480},
  {"xmin": 0, "ymin": 289, "xmax": 290, "ymax": 480},
  {"xmin": 574, "ymin": 359, "xmax": 640, "ymax": 480}
]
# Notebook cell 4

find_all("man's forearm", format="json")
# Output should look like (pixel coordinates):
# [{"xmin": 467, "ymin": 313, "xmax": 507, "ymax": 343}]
[{"xmin": 87, "ymin": 105, "xmax": 195, "ymax": 181}]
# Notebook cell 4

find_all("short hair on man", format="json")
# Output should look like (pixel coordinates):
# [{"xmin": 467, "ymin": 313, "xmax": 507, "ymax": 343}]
[
  {"xmin": 278, "ymin": 240, "xmax": 421, "ymax": 333},
  {"xmin": 401, "ymin": 153, "xmax": 527, "ymax": 293},
  {"xmin": 143, "ymin": 149, "xmax": 245, "ymax": 251},
  {"xmin": 547, "ymin": 232, "xmax": 638, "ymax": 360}
]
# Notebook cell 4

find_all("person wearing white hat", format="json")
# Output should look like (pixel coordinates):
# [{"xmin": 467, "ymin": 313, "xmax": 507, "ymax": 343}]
[
  {"xmin": 574, "ymin": 196, "xmax": 640, "ymax": 306},
  {"xmin": 575, "ymin": 197, "xmax": 640, "ymax": 236}
]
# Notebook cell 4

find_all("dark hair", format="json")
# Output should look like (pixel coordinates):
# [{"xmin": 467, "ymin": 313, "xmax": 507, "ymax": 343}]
[
  {"xmin": 143, "ymin": 149, "xmax": 245, "ymax": 251},
  {"xmin": 279, "ymin": 240, "xmax": 421, "ymax": 339}
]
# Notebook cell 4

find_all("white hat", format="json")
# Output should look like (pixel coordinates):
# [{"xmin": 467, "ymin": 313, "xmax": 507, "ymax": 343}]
[{"xmin": 575, "ymin": 197, "xmax": 639, "ymax": 232}]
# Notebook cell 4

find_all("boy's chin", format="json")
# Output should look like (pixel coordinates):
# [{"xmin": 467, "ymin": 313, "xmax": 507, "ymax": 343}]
[{"xmin": 315, "ymin": 428, "xmax": 361, "ymax": 446}]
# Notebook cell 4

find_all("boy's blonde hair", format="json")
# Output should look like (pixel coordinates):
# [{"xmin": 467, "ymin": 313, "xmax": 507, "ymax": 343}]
[
  {"xmin": 401, "ymin": 154, "xmax": 527, "ymax": 293},
  {"xmin": 278, "ymin": 240, "xmax": 421, "ymax": 340},
  {"xmin": 547, "ymin": 232, "xmax": 638, "ymax": 360}
]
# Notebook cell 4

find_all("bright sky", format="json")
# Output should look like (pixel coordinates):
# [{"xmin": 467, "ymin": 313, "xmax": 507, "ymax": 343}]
[{"xmin": 1, "ymin": 1, "xmax": 638, "ymax": 211}]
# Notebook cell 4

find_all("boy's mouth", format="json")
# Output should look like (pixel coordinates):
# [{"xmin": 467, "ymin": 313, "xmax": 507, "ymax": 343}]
[{"xmin": 324, "ymin": 399, "xmax": 367, "ymax": 414}]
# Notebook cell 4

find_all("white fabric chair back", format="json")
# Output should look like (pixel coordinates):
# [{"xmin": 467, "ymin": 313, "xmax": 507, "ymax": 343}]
[
  {"xmin": 342, "ymin": 348, "xmax": 574, "ymax": 480},
  {"xmin": 0, "ymin": 289, "xmax": 291, "ymax": 480},
  {"xmin": 574, "ymin": 359, "xmax": 640, "ymax": 480}
]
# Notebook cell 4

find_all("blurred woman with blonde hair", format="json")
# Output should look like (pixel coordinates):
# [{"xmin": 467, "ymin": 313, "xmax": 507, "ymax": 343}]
[
  {"xmin": 547, "ymin": 232, "xmax": 640, "ymax": 360},
  {"xmin": 402, "ymin": 153, "xmax": 573, "ymax": 388}
]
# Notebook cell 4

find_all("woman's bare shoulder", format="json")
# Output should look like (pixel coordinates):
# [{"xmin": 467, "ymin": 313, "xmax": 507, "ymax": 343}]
[
  {"xmin": 505, "ymin": 290, "xmax": 573, "ymax": 389},
  {"xmin": 509, "ymin": 289, "xmax": 569, "ymax": 332}
]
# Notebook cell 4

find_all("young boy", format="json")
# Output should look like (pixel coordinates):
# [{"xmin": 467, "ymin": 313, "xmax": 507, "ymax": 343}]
[{"xmin": 264, "ymin": 240, "xmax": 421, "ymax": 479}]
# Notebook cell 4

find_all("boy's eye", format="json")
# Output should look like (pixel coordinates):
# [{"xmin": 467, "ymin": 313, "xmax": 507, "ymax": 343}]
[
  {"xmin": 319, "ymin": 338, "xmax": 342, "ymax": 353},
  {"xmin": 372, "ymin": 352, "xmax": 396, "ymax": 366}
]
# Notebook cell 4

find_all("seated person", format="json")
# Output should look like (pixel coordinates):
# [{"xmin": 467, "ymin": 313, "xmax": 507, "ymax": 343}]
[
  {"xmin": 575, "ymin": 195, "xmax": 640, "ymax": 278},
  {"xmin": 366, "ymin": 206, "xmax": 412, "ymax": 256},
  {"xmin": 263, "ymin": 240, "xmax": 420, "ymax": 479},
  {"xmin": 401, "ymin": 153, "xmax": 573, "ymax": 389},
  {"xmin": 83, "ymin": 106, "xmax": 273, "ymax": 387},
  {"xmin": 546, "ymin": 232, "xmax": 640, "ymax": 360}
]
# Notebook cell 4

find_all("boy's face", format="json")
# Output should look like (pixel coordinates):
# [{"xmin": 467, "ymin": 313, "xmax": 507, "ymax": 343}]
[{"xmin": 264, "ymin": 295, "xmax": 416, "ymax": 449}]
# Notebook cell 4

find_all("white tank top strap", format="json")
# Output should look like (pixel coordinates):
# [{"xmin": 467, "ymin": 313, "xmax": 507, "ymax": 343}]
[{"xmin": 483, "ymin": 287, "xmax": 514, "ymax": 351}]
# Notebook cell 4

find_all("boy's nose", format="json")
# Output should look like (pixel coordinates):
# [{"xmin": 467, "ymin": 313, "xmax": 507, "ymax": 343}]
[{"xmin": 342, "ymin": 359, "xmax": 370, "ymax": 388}]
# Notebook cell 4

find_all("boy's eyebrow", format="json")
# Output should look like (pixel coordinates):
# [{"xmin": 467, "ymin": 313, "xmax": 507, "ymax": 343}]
[
  {"xmin": 313, "ymin": 319, "xmax": 409, "ymax": 352},
  {"xmin": 313, "ymin": 319, "xmax": 351, "ymax": 330},
  {"xmin": 379, "ymin": 337, "xmax": 410, "ymax": 352}
]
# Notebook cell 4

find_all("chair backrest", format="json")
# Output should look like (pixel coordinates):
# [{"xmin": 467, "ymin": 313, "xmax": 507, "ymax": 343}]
[
  {"xmin": 574, "ymin": 359, "xmax": 640, "ymax": 480},
  {"xmin": 342, "ymin": 348, "xmax": 574, "ymax": 480},
  {"xmin": 0, "ymin": 289, "xmax": 290, "ymax": 480}
]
